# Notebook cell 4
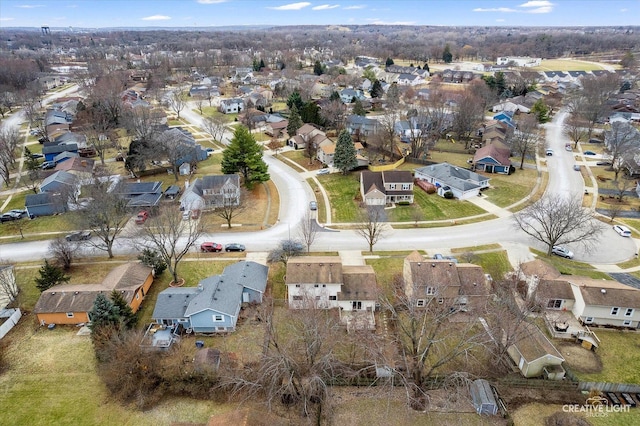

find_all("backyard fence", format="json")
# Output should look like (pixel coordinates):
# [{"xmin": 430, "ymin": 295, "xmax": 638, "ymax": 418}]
[
  {"xmin": 578, "ymin": 382, "xmax": 640, "ymax": 394},
  {"xmin": 0, "ymin": 308, "xmax": 22, "ymax": 340}
]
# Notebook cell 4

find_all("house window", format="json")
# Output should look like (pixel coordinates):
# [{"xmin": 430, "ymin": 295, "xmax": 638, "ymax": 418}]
[
  {"xmin": 295, "ymin": 284, "xmax": 300, "ymax": 287},
  {"xmin": 547, "ymin": 299, "xmax": 562, "ymax": 309},
  {"xmin": 389, "ymin": 184, "xmax": 396, "ymax": 189},
  {"xmin": 66, "ymin": 312, "xmax": 74, "ymax": 318},
  {"xmin": 426, "ymin": 287, "xmax": 436, "ymax": 296},
  {"xmin": 213, "ymin": 315, "xmax": 224, "ymax": 322},
  {"xmin": 623, "ymin": 320, "xmax": 632, "ymax": 326},
  {"xmin": 402, "ymin": 183, "xmax": 411, "ymax": 190},
  {"xmin": 292, "ymin": 296, "xmax": 303, "ymax": 300},
  {"xmin": 611, "ymin": 307, "xmax": 620, "ymax": 316},
  {"xmin": 417, "ymin": 299, "xmax": 426, "ymax": 307},
  {"xmin": 438, "ymin": 298, "xmax": 444, "ymax": 304},
  {"xmin": 625, "ymin": 308, "xmax": 634, "ymax": 317},
  {"xmin": 314, "ymin": 284, "xmax": 319, "ymax": 288},
  {"xmin": 329, "ymin": 296, "xmax": 337, "ymax": 300},
  {"xmin": 584, "ymin": 317, "xmax": 594, "ymax": 324},
  {"xmin": 136, "ymin": 293, "xmax": 140, "ymax": 300},
  {"xmin": 322, "ymin": 284, "xmax": 326, "ymax": 288}
]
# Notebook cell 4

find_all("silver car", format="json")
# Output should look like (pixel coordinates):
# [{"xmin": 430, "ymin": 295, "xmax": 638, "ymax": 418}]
[{"xmin": 552, "ymin": 245, "xmax": 574, "ymax": 259}]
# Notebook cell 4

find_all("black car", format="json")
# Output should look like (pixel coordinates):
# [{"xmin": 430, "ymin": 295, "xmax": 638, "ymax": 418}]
[
  {"xmin": 0, "ymin": 210, "xmax": 26, "ymax": 222},
  {"xmin": 65, "ymin": 230, "xmax": 92, "ymax": 241},
  {"xmin": 596, "ymin": 161, "xmax": 612, "ymax": 166},
  {"xmin": 225, "ymin": 243, "xmax": 246, "ymax": 252}
]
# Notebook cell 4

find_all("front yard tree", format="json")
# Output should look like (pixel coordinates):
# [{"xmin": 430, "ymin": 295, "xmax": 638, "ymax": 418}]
[
  {"xmin": 221, "ymin": 125, "xmax": 270, "ymax": 188},
  {"xmin": 442, "ymin": 44, "xmax": 453, "ymax": 63},
  {"xmin": 370, "ymin": 79, "xmax": 383, "ymax": 99},
  {"xmin": 297, "ymin": 211, "xmax": 318, "ymax": 253},
  {"xmin": 212, "ymin": 187, "xmax": 247, "ymax": 228},
  {"xmin": 202, "ymin": 115, "xmax": 226, "ymax": 143},
  {"xmin": 563, "ymin": 111, "xmax": 586, "ymax": 149},
  {"xmin": 80, "ymin": 180, "xmax": 131, "ymax": 259},
  {"xmin": 168, "ymin": 89, "xmax": 186, "ymax": 119},
  {"xmin": 286, "ymin": 105, "xmax": 302, "ymax": 139},
  {"xmin": 35, "ymin": 259, "xmax": 70, "ymax": 292},
  {"xmin": 510, "ymin": 115, "xmax": 539, "ymax": 170},
  {"xmin": 513, "ymin": 194, "xmax": 605, "ymax": 256},
  {"xmin": 138, "ymin": 207, "xmax": 204, "ymax": 285},
  {"xmin": 452, "ymin": 91, "xmax": 484, "ymax": 148},
  {"xmin": 355, "ymin": 206, "xmax": 387, "ymax": 253},
  {"xmin": 48, "ymin": 238, "xmax": 79, "ymax": 270},
  {"xmin": 333, "ymin": 129, "xmax": 358, "ymax": 175},
  {"xmin": 0, "ymin": 127, "xmax": 20, "ymax": 187},
  {"xmin": 530, "ymin": 99, "xmax": 551, "ymax": 123},
  {"xmin": 604, "ymin": 121, "xmax": 640, "ymax": 181},
  {"xmin": 577, "ymin": 73, "xmax": 621, "ymax": 139}
]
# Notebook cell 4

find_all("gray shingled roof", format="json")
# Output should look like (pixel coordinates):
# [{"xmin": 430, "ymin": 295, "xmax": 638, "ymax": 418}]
[
  {"xmin": 222, "ymin": 261, "xmax": 268, "ymax": 294},
  {"xmin": 185, "ymin": 275, "xmax": 243, "ymax": 317},
  {"xmin": 151, "ymin": 288, "xmax": 196, "ymax": 319}
]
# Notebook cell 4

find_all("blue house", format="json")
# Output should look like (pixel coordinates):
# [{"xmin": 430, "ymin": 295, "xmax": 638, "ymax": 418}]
[
  {"xmin": 25, "ymin": 193, "xmax": 67, "ymax": 217},
  {"xmin": 151, "ymin": 261, "xmax": 268, "ymax": 333},
  {"xmin": 42, "ymin": 143, "xmax": 79, "ymax": 162},
  {"xmin": 492, "ymin": 111, "xmax": 516, "ymax": 128},
  {"xmin": 115, "ymin": 181, "xmax": 163, "ymax": 208}
]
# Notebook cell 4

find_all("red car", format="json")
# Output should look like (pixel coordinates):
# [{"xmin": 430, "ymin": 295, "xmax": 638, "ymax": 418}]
[
  {"xmin": 135, "ymin": 211, "xmax": 149, "ymax": 224},
  {"xmin": 200, "ymin": 242, "xmax": 223, "ymax": 252}
]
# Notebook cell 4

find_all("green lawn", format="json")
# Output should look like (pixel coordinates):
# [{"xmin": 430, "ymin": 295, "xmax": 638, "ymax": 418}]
[
  {"xmin": 472, "ymin": 250, "xmax": 512, "ymax": 282},
  {"xmin": 484, "ymin": 168, "xmax": 539, "ymax": 208},
  {"xmin": 530, "ymin": 249, "xmax": 612, "ymax": 279},
  {"xmin": 366, "ymin": 256, "xmax": 405, "ymax": 301},
  {"xmin": 388, "ymin": 187, "xmax": 486, "ymax": 222},
  {"xmin": 576, "ymin": 330, "xmax": 640, "ymax": 384},
  {"xmin": 317, "ymin": 173, "xmax": 362, "ymax": 222}
]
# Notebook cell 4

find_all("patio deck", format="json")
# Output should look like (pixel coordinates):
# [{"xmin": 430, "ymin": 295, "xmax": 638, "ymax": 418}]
[{"xmin": 140, "ymin": 323, "xmax": 179, "ymax": 350}]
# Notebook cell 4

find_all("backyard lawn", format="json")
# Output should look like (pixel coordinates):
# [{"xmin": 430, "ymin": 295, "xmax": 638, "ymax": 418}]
[{"xmin": 576, "ymin": 330, "xmax": 640, "ymax": 385}]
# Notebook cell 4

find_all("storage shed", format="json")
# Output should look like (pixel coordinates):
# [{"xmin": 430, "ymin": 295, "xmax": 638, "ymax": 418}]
[{"xmin": 470, "ymin": 379, "xmax": 498, "ymax": 415}]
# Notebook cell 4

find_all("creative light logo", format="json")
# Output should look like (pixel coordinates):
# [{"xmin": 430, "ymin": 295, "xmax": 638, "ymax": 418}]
[{"xmin": 563, "ymin": 395, "xmax": 631, "ymax": 417}]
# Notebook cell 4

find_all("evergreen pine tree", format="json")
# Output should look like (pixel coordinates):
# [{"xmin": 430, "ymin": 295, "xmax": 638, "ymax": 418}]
[
  {"xmin": 442, "ymin": 44, "xmax": 453, "ymax": 63},
  {"xmin": 221, "ymin": 126, "xmax": 270, "ymax": 188},
  {"xmin": 333, "ymin": 130, "xmax": 358, "ymax": 175},
  {"xmin": 88, "ymin": 293, "xmax": 120, "ymax": 331},
  {"xmin": 352, "ymin": 99, "xmax": 366, "ymax": 116},
  {"xmin": 370, "ymin": 80, "xmax": 383, "ymax": 98},
  {"xmin": 313, "ymin": 60, "xmax": 324, "ymax": 76},
  {"xmin": 34, "ymin": 259, "xmax": 70, "ymax": 292},
  {"xmin": 110, "ymin": 289, "xmax": 137, "ymax": 329},
  {"xmin": 287, "ymin": 105, "xmax": 303, "ymax": 137}
]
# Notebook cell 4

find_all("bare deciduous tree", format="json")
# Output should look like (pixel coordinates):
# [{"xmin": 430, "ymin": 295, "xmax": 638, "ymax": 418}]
[
  {"xmin": 575, "ymin": 74, "xmax": 621, "ymax": 139},
  {"xmin": 510, "ymin": 115, "xmax": 539, "ymax": 170},
  {"xmin": 138, "ymin": 207, "xmax": 204, "ymax": 284},
  {"xmin": 604, "ymin": 121, "xmax": 639, "ymax": 181},
  {"xmin": 202, "ymin": 115, "xmax": 226, "ymax": 142},
  {"xmin": 452, "ymin": 91, "xmax": 484, "ymax": 149},
  {"xmin": 0, "ymin": 263, "xmax": 19, "ymax": 306},
  {"xmin": 48, "ymin": 238, "xmax": 79, "ymax": 270},
  {"xmin": 563, "ymin": 111, "xmax": 587, "ymax": 149},
  {"xmin": 168, "ymin": 89, "xmax": 187, "ymax": 119},
  {"xmin": 0, "ymin": 127, "xmax": 20, "ymax": 187},
  {"xmin": 212, "ymin": 187, "xmax": 247, "ymax": 228},
  {"xmin": 513, "ymin": 194, "xmax": 605, "ymax": 256},
  {"xmin": 297, "ymin": 211, "xmax": 318, "ymax": 253},
  {"xmin": 79, "ymin": 180, "xmax": 131, "ymax": 259},
  {"xmin": 355, "ymin": 206, "xmax": 387, "ymax": 253}
]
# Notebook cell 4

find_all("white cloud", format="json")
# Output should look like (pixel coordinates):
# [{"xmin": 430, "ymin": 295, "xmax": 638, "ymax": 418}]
[
  {"xmin": 0, "ymin": 17, "xmax": 15, "ymax": 21},
  {"xmin": 526, "ymin": 6, "xmax": 552, "ymax": 13},
  {"xmin": 368, "ymin": 19, "xmax": 415, "ymax": 25},
  {"xmin": 312, "ymin": 4, "xmax": 340, "ymax": 10},
  {"xmin": 343, "ymin": 5, "xmax": 365, "ymax": 10},
  {"xmin": 473, "ymin": 7, "xmax": 517, "ymax": 12},
  {"xmin": 519, "ymin": 0, "xmax": 553, "ymax": 7},
  {"xmin": 268, "ymin": 2, "xmax": 311, "ymax": 10},
  {"xmin": 197, "ymin": 0, "xmax": 227, "ymax": 4},
  {"xmin": 16, "ymin": 4, "xmax": 44, "ymax": 8},
  {"xmin": 142, "ymin": 15, "xmax": 172, "ymax": 21}
]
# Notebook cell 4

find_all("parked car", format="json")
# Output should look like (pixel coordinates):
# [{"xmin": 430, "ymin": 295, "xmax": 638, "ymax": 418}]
[
  {"xmin": 613, "ymin": 225, "xmax": 632, "ymax": 237},
  {"xmin": 596, "ymin": 161, "xmax": 612, "ymax": 166},
  {"xmin": 433, "ymin": 254, "xmax": 444, "ymax": 260},
  {"xmin": 200, "ymin": 242, "xmax": 223, "ymax": 252},
  {"xmin": 552, "ymin": 245, "xmax": 574, "ymax": 259},
  {"xmin": 0, "ymin": 213, "xmax": 17, "ymax": 222},
  {"xmin": 588, "ymin": 138, "xmax": 603, "ymax": 144},
  {"xmin": 281, "ymin": 240, "xmax": 304, "ymax": 252},
  {"xmin": 206, "ymin": 148, "xmax": 215, "ymax": 157},
  {"xmin": 573, "ymin": 165, "xmax": 581, "ymax": 171},
  {"xmin": 1, "ymin": 210, "xmax": 27, "ymax": 222},
  {"xmin": 29, "ymin": 153, "xmax": 44, "ymax": 159},
  {"xmin": 41, "ymin": 161, "xmax": 56, "ymax": 170},
  {"xmin": 317, "ymin": 168, "xmax": 330, "ymax": 175},
  {"xmin": 225, "ymin": 243, "xmax": 245, "ymax": 252},
  {"xmin": 65, "ymin": 230, "xmax": 92, "ymax": 241},
  {"xmin": 309, "ymin": 201, "xmax": 318, "ymax": 211},
  {"xmin": 584, "ymin": 150, "xmax": 596, "ymax": 156},
  {"xmin": 8, "ymin": 209, "xmax": 27, "ymax": 218},
  {"xmin": 545, "ymin": 149, "xmax": 553, "ymax": 156},
  {"xmin": 135, "ymin": 211, "xmax": 149, "ymax": 224}
]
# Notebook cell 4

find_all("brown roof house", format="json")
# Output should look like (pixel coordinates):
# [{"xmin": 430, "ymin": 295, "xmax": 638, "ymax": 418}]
[
  {"xmin": 286, "ymin": 256, "xmax": 378, "ymax": 330},
  {"xmin": 567, "ymin": 277, "xmax": 640, "ymax": 328},
  {"xmin": 506, "ymin": 321, "xmax": 565, "ymax": 379},
  {"xmin": 288, "ymin": 123, "xmax": 330, "ymax": 150},
  {"xmin": 472, "ymin": 144, "xmax": 511, "ymax": 174},
  {"xmin": 402, "ymin": 251, "xmax": 491, "ymax": 313},
  {"xmin": 33, "ymin": 263, "xmax": 154, "ymax": 326},
  {"xmin": 360, "ymin": 170, "xmax": 414, "ymax": 206}
]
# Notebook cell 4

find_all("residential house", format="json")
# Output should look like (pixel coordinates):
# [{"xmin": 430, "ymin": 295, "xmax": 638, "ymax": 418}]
[
  {"xmin": 54, "ymin": 131, "xmax": 86, "ymax": 146},
  {"xmin": 151, "ymin": 261, "xmax": 267, "ymax": 333},
  {"xmin": 219, "ymin": 98, "xmax": 244, "ymax": 114},
  {"xmin": 345, "ymin": 115, "xmax": 379, "ymax": 140},
  {"xmin": 232, "ymin": 67, "xmax": 254, "ymax": 84},
  {"xmin": 568, "ymin": 277, "xmax": 640, "ymax": 328},
  {"xmin": 491, "ymin": 98, "xmax": 531, "ymax": 114},
  {"xmin": 317, "ymin": 140, "xmax": 366, "ymax": 167},
  {"xmin": 473, "ymin": 144, "xmax": 512, "ymax": 174},
  {"xmin": 33, "ymin": 263, "xmax": 154, "ymax": 326},
  {"xmin": 55, "ymin": 157, "xmax": 95, "ymax": 185},
  {"xmin": 25, "ymin": 192, "xmax": 67, "ymax": 217},
  {"xmin": 339, "ymin": 88, "xmax": 365, "ymax": 104},
  {"xmin": 402, "ymin": 251, "xmax": 492, "ymax": 313},
  {"xmin": 159, "ymin": 127, "xmax": 208, "ymax": 166},
  {"xmin": 506, "ymin": 321, "xmax": 565, "ymax": 379},
  {"xmin": 115, "ymin": 181, "xmax": 163, "ymax": 209},
  {"xmin": 360, "ymin": 170, "xmax": 414, "ymax": 205},
  {"xmin": 492, "ymin": 111, "xmax": 516, "ymax": 128},
  {"xmin": 266, "ymin": 119, "xmax": 289, "ymax": 138},
  {"xmin": 53, "ymin": 151, "xmax": 79, "ymax": 165},
  {"xmin": 42, "ymin": 142, "xmax": 79, "ymax": 162},
  {"xmin": 397, "ymin": 73, "xmax": 424, "ymax": 86},
  {"xmin": 40, "ymin": 170, "xmax": 80, "ymax": 202},
  {"xmin": 44, "ymin": 110, "xmax": 72, "ymax": 127},
  {"xmin": 285, "ymin": 257, "xmax": 377, "ymax": 329},
  {"xmin": 496, "ymin": 56, "xmax": 542, "ymax": 67},
  {"xmin": 180, "ymin": 174, "xmax": 241, "ymax": 212},
  {"xmin": 288, "ymin": 123, "xmax": 330, "ymax": 150},
  {"xmin": 189, "ymin": 84, "xmax": 220, "ymax": 99},
  {"xmin": 414, "ymin": 163, "xmax": 490, "ymax": 200}
]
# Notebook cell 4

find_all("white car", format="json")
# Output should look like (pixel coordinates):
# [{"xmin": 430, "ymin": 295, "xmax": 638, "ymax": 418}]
[
  {"xmin": 613, "ymin": 225, "xmax": 632, "ymax": 237},
  {"xmin": 317, "ymin": 168, "xmax": 330, "ymax": 175},
  {"xmin": 552, "ymin": 245, "xmax": 574, "ymax": 259}
]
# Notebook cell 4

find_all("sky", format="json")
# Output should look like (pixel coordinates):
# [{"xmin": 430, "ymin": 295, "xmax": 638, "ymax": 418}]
[{"xmin": 0, "ymin": 0, "xmax": 639, "ymax": 28}]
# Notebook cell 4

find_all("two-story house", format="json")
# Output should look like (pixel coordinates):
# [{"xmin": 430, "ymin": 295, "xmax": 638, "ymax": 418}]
[
  {"xmin": 179, "ymin": 174, "xmax": 241, "ymax": 212},
  {"xmin": 219, "ymin": 98, "xmax": 244, "ymax": 114},
  {"xmin": 360, "ymin": 170, "xmax": 414, "ymax": 206}
]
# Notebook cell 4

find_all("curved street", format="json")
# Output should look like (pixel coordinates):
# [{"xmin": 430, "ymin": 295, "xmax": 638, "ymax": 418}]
[{"xmin": 1, "ymin": 96, "xmax": 637, "ymax": 269}]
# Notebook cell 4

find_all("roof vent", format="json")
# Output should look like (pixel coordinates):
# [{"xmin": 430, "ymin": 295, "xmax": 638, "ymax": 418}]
[
  {"xmin": 601, "ymin": 289, "xmax": 607, "ymax": 294},
  {"xmin": 432, "ymin": 263, "xmax": 436, "ymax": 267},
  {"xmin": 74, "ymin": 291, "xmax": 79, "ymax": 295},
  {"xmin": 51, "ymin": 292, "xmax": 56, "ymax": 295},
  {"xmin": 449, "ymin": 263, "xmax": 452, "ymax": 266}
]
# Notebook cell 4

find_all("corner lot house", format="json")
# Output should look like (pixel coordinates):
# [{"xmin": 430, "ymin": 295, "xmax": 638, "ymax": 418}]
[
  {"xmin": 33, "ymin": 263, "xmax": 154, "ymax": 325},
  {"xmin": 414, "ymin": 163, "xmax": 489, "ymax": 200},
  {"xmin": 151, "ymin": 261, "xmax": 267, "ymax": 333},
  {"xmin": 360, "ymin": 170, "xmax": 414, "ymax": 205},
  {"xmin": 180, "ymin": 174, "xmax": 241, "ymax": 212},
  {"xmin": 568, "ymin": 277, "xmax": 640, "ymax": 328}
]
